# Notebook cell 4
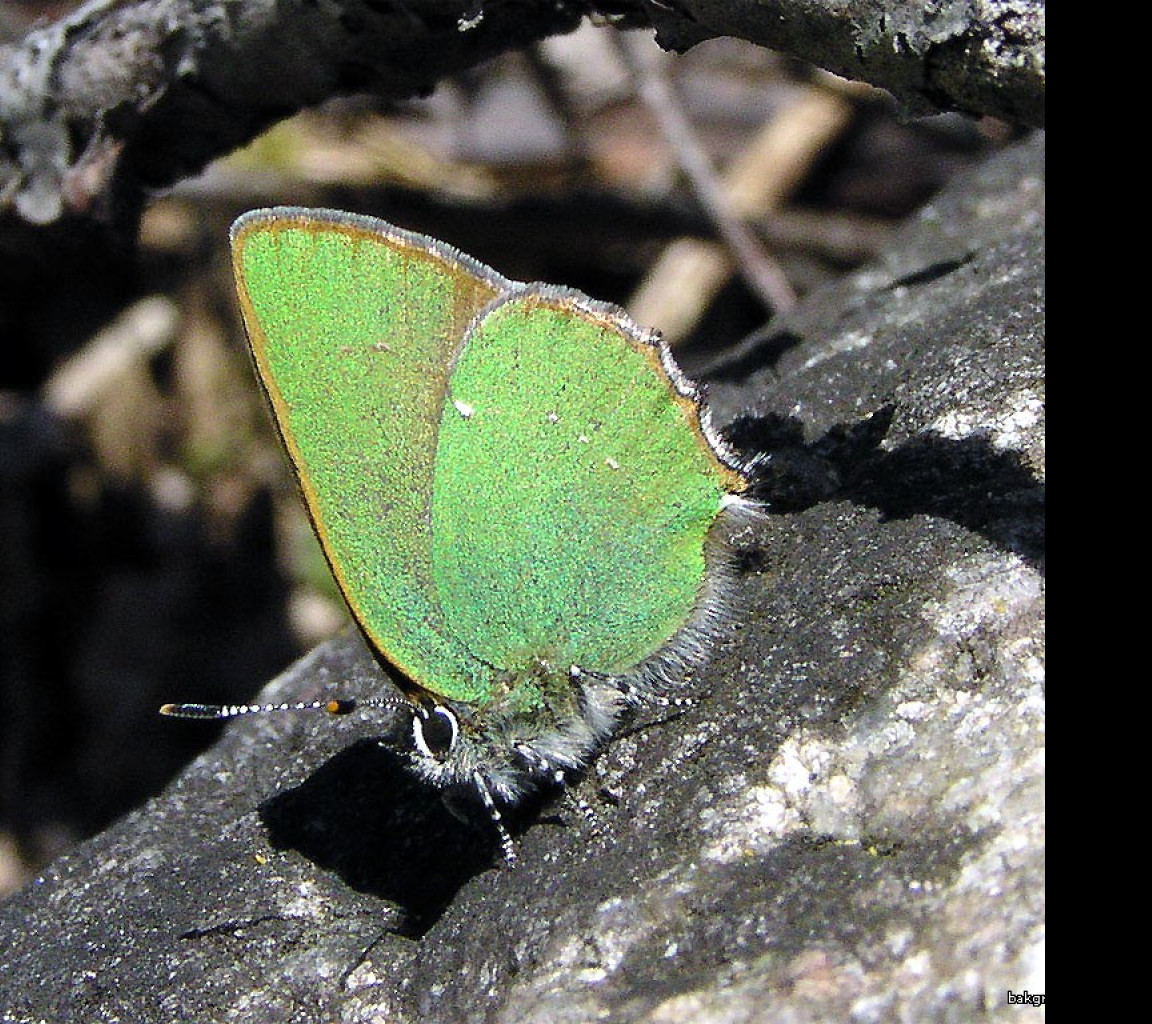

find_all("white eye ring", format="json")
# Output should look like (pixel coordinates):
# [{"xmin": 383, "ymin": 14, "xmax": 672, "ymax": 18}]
[{"xmin": 412, "ymin": 703, "xmax": 459, "ymax": 761}]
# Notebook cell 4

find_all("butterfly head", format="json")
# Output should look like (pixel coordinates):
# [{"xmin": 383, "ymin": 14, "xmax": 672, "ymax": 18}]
[{"xmin": 405, "ymin": 661, "xmax": 625, "ymax": 792}]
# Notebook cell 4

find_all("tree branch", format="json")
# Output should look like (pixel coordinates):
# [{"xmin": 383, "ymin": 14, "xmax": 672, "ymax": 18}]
[
  {"xmin": 0, "ymin": 0, "xmax": 1044, "ymax": 232},
  {"xmin": 643, "ymin": 1, "xmax": 1044, "ymax": 127},
  {"xmin": 0, "ymin": 0, "xmax": 587, "ymax": 226}
]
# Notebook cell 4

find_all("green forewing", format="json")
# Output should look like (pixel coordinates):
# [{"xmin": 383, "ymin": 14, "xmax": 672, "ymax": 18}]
[
  {"xmin": 432, "ymin": 292, "xmax": 734, "ymax": 676},
  {"xmin": 232, "ymin": 211, "xmax": 502, "ymax": 699}
]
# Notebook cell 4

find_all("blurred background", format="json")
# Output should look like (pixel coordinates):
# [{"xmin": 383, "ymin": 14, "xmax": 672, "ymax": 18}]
[{"xmin": 0, "ymin": 0, "xmax": 1022, "ymax": 897}]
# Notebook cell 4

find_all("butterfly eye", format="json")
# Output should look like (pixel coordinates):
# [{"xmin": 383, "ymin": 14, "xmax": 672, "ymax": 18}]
[{"xmin": 412, "ymin": 704, "xmax": 459, "ymax": 761}]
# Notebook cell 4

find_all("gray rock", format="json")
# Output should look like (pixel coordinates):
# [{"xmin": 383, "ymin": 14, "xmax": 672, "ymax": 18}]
[{"xmin": 0, "ymin": 135, "xmax": 1044, "ymax": 1024}]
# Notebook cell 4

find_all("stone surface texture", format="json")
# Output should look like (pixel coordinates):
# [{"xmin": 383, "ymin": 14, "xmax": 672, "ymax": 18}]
[{"xmin": 0, "ymin": 135, "xmax": 1044, "ymax": 1023}]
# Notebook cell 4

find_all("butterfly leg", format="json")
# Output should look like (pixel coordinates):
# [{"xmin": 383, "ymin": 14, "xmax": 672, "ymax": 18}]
[
  {"xmin": 568, "ymin": 665, "xmax": 696, "ymax": 710},
  {"xmin": 471, "ymin": 770, "xmax": 518, "ymax": 865}
]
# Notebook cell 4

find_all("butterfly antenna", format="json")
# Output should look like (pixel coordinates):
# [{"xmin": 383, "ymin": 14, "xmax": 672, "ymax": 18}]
[{"xmin": 159, "ymin": 695, "xmax": 407, "ymax": 719}]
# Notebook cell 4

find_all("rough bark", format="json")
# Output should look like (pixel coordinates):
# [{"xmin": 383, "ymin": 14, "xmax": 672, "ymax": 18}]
[{"xmin": 644, "ymin": 1, "xmax": 1044, "ymax": 126}]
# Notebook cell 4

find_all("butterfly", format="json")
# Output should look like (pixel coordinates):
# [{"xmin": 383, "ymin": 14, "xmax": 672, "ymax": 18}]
[{"xmin": 163, "ymin": 208, "xmax": 758, "ymax": 860}]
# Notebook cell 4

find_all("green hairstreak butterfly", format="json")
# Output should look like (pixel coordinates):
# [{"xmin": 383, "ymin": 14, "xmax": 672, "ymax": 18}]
[{"xmin": 162, "ymin": 207, "xmax": 758, "ymax": 860}]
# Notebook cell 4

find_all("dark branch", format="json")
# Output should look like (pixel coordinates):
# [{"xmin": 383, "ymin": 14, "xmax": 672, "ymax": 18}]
[
  {"xmin": 0, "ymin": 0, "xmax": 1044, "ymax": 232},
  {"xmin": 642, "ymin": 0, "xmax": 1044, "ymax": 128}
]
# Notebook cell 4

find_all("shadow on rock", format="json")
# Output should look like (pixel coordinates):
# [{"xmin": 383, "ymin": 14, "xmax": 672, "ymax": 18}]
[
  {"xmin": 726, "ymin": 407, "xmax": 1043, "ymax": 570},
  {"xmin": 849, "ymin": 432, "xmax": 1044, "ymax": 571},
  {"xmin": 258, "ymin": 738, "xmax": 500, "ymax": 937}
]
